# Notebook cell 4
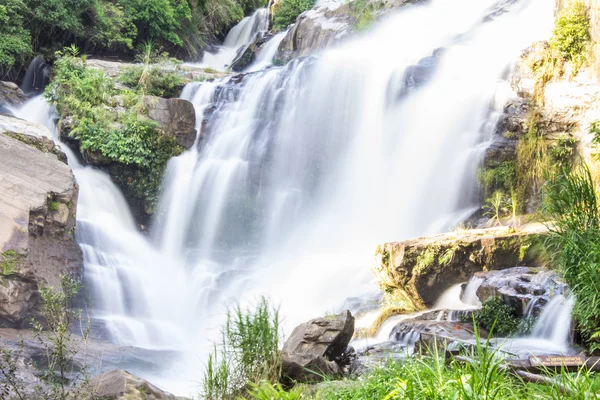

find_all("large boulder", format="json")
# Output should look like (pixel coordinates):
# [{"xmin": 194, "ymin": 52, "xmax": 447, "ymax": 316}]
[
  {"xmin": 282, "ymin": 310, "xmax": 355, "ymax": 383},
  {"xmin": 373, "ymin": 224, "xmax": 548, "ymax": 309},
  {"xmin": 89, "ymin": 370, "xmax": 179, "ymax": 400},
  {"xmin": 0, "ymin": 116, "xmax": 81, "ymax": 327},
  {"xmin": 143, "ymin": 96, "xmax": 197, "ymax": 149}
]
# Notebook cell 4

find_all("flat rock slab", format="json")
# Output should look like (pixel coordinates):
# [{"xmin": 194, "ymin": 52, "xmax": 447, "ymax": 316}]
[{"xmin": 0, "ymin": 131, "xmax": 73, "ymax": 254}]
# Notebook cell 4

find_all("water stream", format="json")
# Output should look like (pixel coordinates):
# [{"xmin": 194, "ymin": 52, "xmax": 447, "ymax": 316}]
[{"xmin": 13, "ymin": 0, "xmax": 556, "ymax": 395}]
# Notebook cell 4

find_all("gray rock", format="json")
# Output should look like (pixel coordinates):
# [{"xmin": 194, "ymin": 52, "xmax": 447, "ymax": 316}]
[
  {"xmin": 282, "ymin": 310, "xmax": 355, "ymax": 383},
  {"xmin": 0, "ymin": 81, "xmax": 28, "ymax": 110},
  {"xmin": 89, "ymin": 370, "xmax": 180, "ymax": 400},
  {"xmin": 143, "ymin": 96, "xmax": 197, "ymax": 149},
  {"xmin": 0, "ymin": 117, "xmax": 81, "ymax": 327}
]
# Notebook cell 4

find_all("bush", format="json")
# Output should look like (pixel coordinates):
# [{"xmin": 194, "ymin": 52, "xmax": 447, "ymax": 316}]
[
  {"xmin": 272, "ymin": 0, "xmax": 316, "ymax": 31},
  {"xmin": 0, "ymin": 0, "xmax": 32, "ymax": 76},
  {"xmin": 550, "ymin": 1, "xmax": 590, "ymax": 74},
  {"xmin": 544, "ymin": 165, "xmax": 600, "ymax": 351},
  {"xmin": 0, "ymin": 275, "xmax": 93, "ymax": 399},
  {"xmin": 473, "ymin": 297, "xmax": 520, "ymax": 336},
  {"xmin": 202, "ymin": 298, "xmax": 281, "ymax": 399}
]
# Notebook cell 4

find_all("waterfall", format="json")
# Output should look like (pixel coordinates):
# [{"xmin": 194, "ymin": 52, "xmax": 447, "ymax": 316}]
[
  {"xmin": 194, "ymin": 8, "xmax": 270, "ymax": 71},
  {"xmin": 245, "ymin": 31, "xmax": 288, "ymax": 72},
  {"xmin": 13, "ymin": 0, "xmax": 555, "ymax": 395},
  {"xmin": 531, "ymin": 295, "xmax": 575, "ymax": 345},
  {"xmin": 20, "ymin": 56, "xmax": 51, "ymax": 95}
]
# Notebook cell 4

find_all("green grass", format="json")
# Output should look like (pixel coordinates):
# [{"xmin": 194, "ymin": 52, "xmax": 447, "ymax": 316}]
[
  {"xmin": 202, "ymin": 298, "xmax": 281, "ymax": 399},
  {"xmin": 544, "ymin": 165, "xmax": 600, "ymax": 352}
]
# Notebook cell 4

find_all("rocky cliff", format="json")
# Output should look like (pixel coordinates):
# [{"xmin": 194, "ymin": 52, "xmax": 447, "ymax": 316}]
[{"xmin": 0, "ymin": 115, "xmax": 82, "ymax": 327}]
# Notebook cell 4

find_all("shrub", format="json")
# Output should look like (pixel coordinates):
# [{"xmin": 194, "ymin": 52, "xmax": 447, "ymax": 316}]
[
  {"xmin": 0, "ymin": 250, "xmax": 19, "ymax": 277},
  {"xmin": 272, "ymin": 0, "xmax": 317, "ymax": 31},
  {"xmin": 544, "ymin": 165, "xmax": 600, "ymax": 351},
  {"xmin": 0, "ymin": 275, "xmax": 93, "ymax": 399},
  {"xmin": 0, "ymin": 0, "xmax": 32, "ymax": 75},
  {"xmin": 202, "ymin": 298, "xmax": 281, "ymax": 399},
  {"xmin": 550, "ymin": 1, "xmax": 590, "ymax": 74},
  {"xmin": 473, "ymin": 297, "xmax": 520, "ymax": 336}
]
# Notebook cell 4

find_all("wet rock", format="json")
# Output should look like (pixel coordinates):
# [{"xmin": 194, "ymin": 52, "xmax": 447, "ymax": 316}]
[
  {"xmin": 0, "ymin": 81, "xmax": 28, "ymax": 110},
  {"xmin": 474, "ymin": 267, "xmax": 565, "ymax": 317},
  {"xmin": 0, "ymin": 117, "xmax": 81, "ymax": 327},
  {"xmin": 373, "ymin": 223, "xmax": 548, "ymax": 308},
  {"xmin": 89, "ymin": 370, "xmax": 179, "ymax": 400},
  {"xmin": 230, "ymin": 34, "xmax": 270, "ymax": 72},
  {"xmin": 143, "ymin": 96, "xmax": 197, "ymax": 149},
  {"xmin": 282, "ymin": 310, "xmax": 355, "ymax": 383}
]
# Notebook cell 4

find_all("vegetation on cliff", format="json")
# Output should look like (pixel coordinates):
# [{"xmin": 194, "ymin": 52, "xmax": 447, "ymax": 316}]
[
  {"xmin": 45, "ymin": 47, "xmax": 186, "ymax": 215},
  {"xmin": 0, "ymin": 0, "xmax": 268, "ymax": 79}
]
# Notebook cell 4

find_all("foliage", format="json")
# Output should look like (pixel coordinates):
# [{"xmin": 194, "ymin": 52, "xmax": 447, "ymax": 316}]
[
  {"xmin": 273, "ymin": 0, "xmax": 317, "ymax": 31},
  {"xmin": 550, "ymin": 1, "xmax": 590, "ymax": 75},
  {"xmin": 0, "ymin": 0, "xmax": 32, "ymax": 75},
  {"xmin": 473, "ymin": 297, "xmax": 520, "ymax": 337},
  {"xmin": 245, "ymin": 381, "xmax": 306, "ymax": 400},
  {"xmin": 202, "ymin": 298, "xmax": 281, "ymax": 399},
  {"xmin": 478, "ymin": 161, "xmax": 517, "ymax": 196},
  {"xmin": 0, "ymin": 275, "xmax": 93, "ymax": 399},
  {"xmin": 119, "ymin": 42, "xmax": 185, "ymax": 97},
  {"xmin": 544, "ymin": 165, "xmax": 600, "ymax": 351}
]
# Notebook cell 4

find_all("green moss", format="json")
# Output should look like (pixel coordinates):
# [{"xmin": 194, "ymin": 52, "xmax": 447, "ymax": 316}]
[
  {"xmin": 0, "ymin": 250, "xmax": 19, "ymax": 276},
  {"xmin": 478, "ymin": 160, "xmax": 517, "ymax": 196},
  {"xmin": 272, "ymin": 0, "xmax": 317, "ymax": 31},
  {"xmin": 203, "ymin": 67, "xmax": 218, "ymax": 74},
  {"xmin": 119, "ymin": 60, "xmax": 185, "ymax": 98},
  {"xmin": 414, "ymin": 248, "xmax": 437, "ymax": 275},
  {"xmin": 48, "ymin": 201, "xmax": 60, "ymax": 212},
  {"xmin": 349, "ymin": 0, "xmax": 376, "ymax": 31}
]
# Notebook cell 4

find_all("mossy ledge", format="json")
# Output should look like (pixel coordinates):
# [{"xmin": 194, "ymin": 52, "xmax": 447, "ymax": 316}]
[{"xmin": 373, "ymin": 223, "xmax": 549, "ymax": 308}]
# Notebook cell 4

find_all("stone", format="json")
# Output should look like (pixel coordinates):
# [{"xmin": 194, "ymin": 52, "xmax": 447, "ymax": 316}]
[
  {"xmin": 474, "ymin": 267, "xmax": 565, "ymax": 317},
  {"xmin": 282, "ymin": 310, "xmax": 355, "ymax": 383},
  {"xmin": 373, "ymin": 224, "xmax": 548, "ymax": 308},
  {"xmin": 0, "ymin": 116, "xmax": 81, "ymax": 327},
  {"xmin": 89, "ymin": 370, "xmax": 180, "ymax": 400},
  {"xmin": 143, "ymin": 96, "xmax": 197, "ymax": 149},
  {"xmin": 0, "ymin": 81, "xmax": 28, "ymax": 110}
]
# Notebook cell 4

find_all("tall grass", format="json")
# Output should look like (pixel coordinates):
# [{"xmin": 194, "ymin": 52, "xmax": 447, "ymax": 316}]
[
  {"xmin": 544, "ymin": 165, "xmax": 600, "ymax": 351},
  {"xmin": 202, "ymin": 298, "xmax": 281, "ymax": 399}
]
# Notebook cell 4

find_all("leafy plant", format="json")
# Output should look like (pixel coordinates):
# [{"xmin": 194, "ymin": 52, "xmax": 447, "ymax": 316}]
[
  {"xmin": 550, "ymin": 1, "xmax": 590, "ymax": 75},
  {"xmin": 0, "ymin": 0, "xmax": 32, "ymax": 76},
  {"xmin": 245, "ymin": 381, "xmax": 305, "ymax": 400},
  {"xmin": 483, "ymin": 191, "xmax": 508, "ymax": 226},
  {"xmin": 0, "ymin": 250, "xmax": 19, "ymax": 276},
  {"xmin": 473, "ymin": 297, "xmax": 520, "ymax": 336}
]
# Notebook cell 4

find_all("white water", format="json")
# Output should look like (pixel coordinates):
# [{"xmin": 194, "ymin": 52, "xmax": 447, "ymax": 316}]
[
  {"xmin": 14, "ymin": 0, "xmax": 556, "ymax": 395},
  {"xmin": 245, "ymin": 31, "xmax": 288, "ymax": 72},
  {"xmin": 191, "ymin": 8, "xmax": 270, "ymax": 71}
]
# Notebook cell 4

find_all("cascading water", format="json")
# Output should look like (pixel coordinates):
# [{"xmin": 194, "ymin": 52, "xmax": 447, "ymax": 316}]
[
  {"xmin": 245, "ymin": 31, "xmax": 288, "ymax": 72},
  {"xmin": 193, "ymin": 8, "xmax": 270, "ymax": 71},
  {"xmin": 14, "ymin": 0, "xmax": 555, "ymax": 395}
]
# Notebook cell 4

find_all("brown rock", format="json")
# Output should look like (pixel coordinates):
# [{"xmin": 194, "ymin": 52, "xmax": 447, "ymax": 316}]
[
  {"xmin": 373, "ymin": 224, "xmax": 548, "ymax": 308},
  {"xmin": 89, "ymin": 370, "xmax": 180, "ymax": 400},
  {"xmin": 143, "ymin": 96, "xmax": 196, "ymax": 149}
]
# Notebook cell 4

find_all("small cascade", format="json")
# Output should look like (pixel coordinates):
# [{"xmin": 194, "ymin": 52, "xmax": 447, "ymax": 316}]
[
  {"xmin": 462, "ymin": 276, "xmax": 484, "ymax": 306},
  {"xmin": 20, "ymin": 56, "xmax": 51, "ymax": 95},
  {"xmin": 245, "ymin": 31, "xmax": 288, "ymax": 72},
  {"xmin": 195, "ymin": 8, "xmax": 270, "ymax": 71},
  {"xmin": 530, "ymin": 295, "xmax": 575, "ymax": 345}
]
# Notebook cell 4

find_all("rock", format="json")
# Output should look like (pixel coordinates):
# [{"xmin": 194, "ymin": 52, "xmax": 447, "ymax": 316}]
[
  {"xmin": 373, "ymin": 223, "xmax": 548, "ymax": 308},
  {"xmin": 276, "ymin": 0, "xmax": 426, "ymax": 62},
  {"xmin": 277, "ymin": 2, "xmax": 354, "ymax": 62},
  {"xmin": 86, "ymin": 58, "xmax": 229, "ymax": 83},
  {"xmin": 89, "ymin": 370, "xmax": 179, "ymax": 400},
  {"xmin": 282, "ymin": 310, "xmax": 355, "ymax": 383},
  {"xmin": 0, "ymin": 81, "xmax": 28, "ymax": 110},
  {"xmin": 143, "ymin": 96, "xmax": 197, "ymax": 149},
  {"xmin": 474, "ymin": 267, "xmax": 565, "ymax": 317},
  {"xmin": 0, "ymin": 117, "xmax": 81, "ymax": 327},
  {"xmin": 230, "ymin": 34, "xmax": 270, "ymax": 72}
]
